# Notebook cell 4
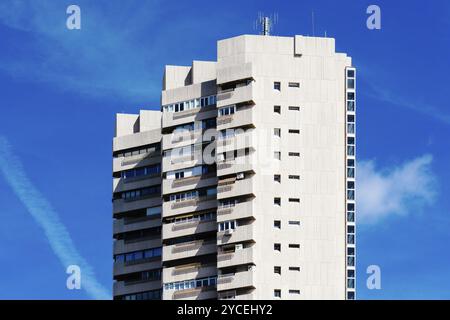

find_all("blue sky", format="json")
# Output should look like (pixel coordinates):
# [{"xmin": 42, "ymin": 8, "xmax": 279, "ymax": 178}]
[{"xmin": 0, "ymin": 0, "xmax": 449, "ymax": 299}]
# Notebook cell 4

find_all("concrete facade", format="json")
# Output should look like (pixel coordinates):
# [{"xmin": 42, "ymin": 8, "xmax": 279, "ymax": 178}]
[{"xmin": 112, "ymin": 34, "xmax": 356, "ymax": 300}]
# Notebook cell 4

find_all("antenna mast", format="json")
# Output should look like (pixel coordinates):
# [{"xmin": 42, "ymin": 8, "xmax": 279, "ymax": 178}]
[{"xmin": 255, "ymin": 12, "xmax": 278, "ymax": 36}]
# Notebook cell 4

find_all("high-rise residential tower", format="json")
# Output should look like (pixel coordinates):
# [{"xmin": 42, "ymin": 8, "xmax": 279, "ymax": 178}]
[{"xmin": 112, "ymin": 34, "xmax": 356, "ymax": 300}]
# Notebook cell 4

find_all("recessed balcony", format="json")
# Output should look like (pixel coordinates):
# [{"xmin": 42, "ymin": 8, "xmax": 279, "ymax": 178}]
[
  {"xmin": 112, "ymin": 151, "xmax": 161, "ymax": 174},
  {"xmin": 217, "ymin": 224, "xmax": 254, "ymax": 246},
  {"xmin": 113, "ymin": 196, "xmax": 161, "ymax": 215},
  {"xmin": 162, "ymin": 195, "xmax": 217, "ymax": 218},
  {"xmin": 162, "ymin": 173, "xmax": 217, "ymax": 195},
  {"xmin": 163, "ymin": 286, "xmax": 217, "ymax": 300},
  {"xmin": 163, "ymin": 239, "xmax": 217, "ymax": 262},
  {"xmin": 216, "ymin": 154, "xmax": 255, "ymax": 177},
  {"xmin": 216, "ymin": 107, "xmax": 254, "ymax": 131},
  {"xmin": 114, "ymin": 279, "xmax": 161, "ymax": 297},
  {"xmin": 217, "ymin": 201, "xmax": 254, "ymax": 222},
  {"xmin": 217, "ymin": 247, "xmax": 254, "ymax": 269},
  {"xmin": 162, "ymin": 263, "xmax": 216, "ymax": 284},
  {"xmin": 217, "ymin": 177, "xmax": 254, "ymax": 200},
  {"xmin": 162, "ymin": 105, "xmax": 216, "ymax": 129},
  {"xmin": 114, "ymin": 236, "xmax": 162, "ymax": 255},
  {"xmin": 113, "ymin": 215, "xmax": 161, "ymax": 235},
  {"xmin": 113, "ymin": 257, "xmax": 161, "ymax": 277},
  {"xmin": 217, "ymin": 270, "xmax": 255, "ymax": 291},
  {"xmin": 217, "ymin": 130, "xmax": 254, "ymax": 154},
  {"xmin": 217, "ymin": 82, "xmax": 254, "ymax": 108},
  {"xmin": 162, "ymin": 219, "xmax": 216, "ymax": 240}
]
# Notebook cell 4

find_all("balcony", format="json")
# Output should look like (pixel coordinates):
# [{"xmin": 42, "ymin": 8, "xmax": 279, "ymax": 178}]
[
  {"xmin": 217, "ymin": 177, "xmax": 254, "ymax": 200},
  {"xmin": 162, "ymin": 173, "xmax": 217, "ymax": 195},
  {"xmin": 162, "ymin": 129, "xmax": 208, "ymax": 151},
  {"xmin": 217, "ymin": 129, "xmax": 254, "ymax": 154},
  {"xmin": 113, "ymin": 215, "xmax": 161, "ymax": 235},
  {"xmin": 113, "ymin": 257, "xmax": 161, "ymax": 277},
  {"xmin": 113, "ymin": 175, "xmax": 161, "ymax": 194},
  {"xmin": 217, "ymin": 247, "xmax": 254, "ymax": 269},
  {"xmin": 162, "ymin": 150, "xmax": 205, "ymax": 173},
  {"xmin": 162, "ymin": 195, "xmax": 217, "ymax": 218},
  {"xmin": 163, "ymin": 239, "xmax": 216, "ymax": 262},
  {"xmin": 114, "ymin": 279, "xmax": 161, "ymax": 297},
  {"xmin": 217, "ymin": 107, "xmax": 254, "ymax": 131},
  {"xmin": 163, "ymin": 286, "xmax": 217, "ymax": 300},
  {"xmin": 113, "ymin": 196, "xmax": 161, "ymax": 215},
  {"xmin": 112, "ymin": 151, "xmax": 161, "ymax": 173},
  {"xmin": 163, "ymin": 219, "xmax": 216, "ymax": 240},
  {"xmin": 163, "ymin": 263, "xmax": 216, "ymax": 284},
  {"xmin": 217, "ymin": 224, "xmax": 254, "ymax": 246},
  {"xmin": 217, "ymin": 201, "xmax": 255, "ymax": 223},
  {"xmin": 162, "ymin": 105, "xmax": 216, "ymax": 129},
  {"xmin": 216, "ymin": 154, "xmax": 255, "ymax": 177},
  {"xmin": 217, "ymin": 82, "xmax": 254, "ymax": 108},
  {"xmin": 218, "ymin": 291, "xmax": 256, "ymax": 300},
  {"xmin": 114, "ymin": 236, "xmax": 162, "ymax": 255},
  {"xmin": 217, "ymin": 270, "xmax": 254, "ymax": 291}
]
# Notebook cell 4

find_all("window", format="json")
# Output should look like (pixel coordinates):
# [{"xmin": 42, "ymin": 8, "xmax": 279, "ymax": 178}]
[
  {"xmin": 289, "ymin": 244, "xmax": 300, "ymax": 248},
  {"xmin": 146, "ymin": 206, "xmax": 162, "ymax": 217},
  {"xmin": 274, "ymin": 266, "xmax": 281, "ymax": 275},
  {"xmin": 274, "ymin": 220, "xmax": 281, "ymax": 228},
  {"xmin": 274, "ymin": 152, "xmax": 281, "ymax": 160},
  {"xmin": 348, "ymin": 203, "xmax": 355, "ymax": 211},
  {"xmin": 288, "ymin": 152, "xmax": 300, "ymax": 157},
  {"xmin": 347, "ymin": 79, "xmax": 355, "ymax": 89},
  {"xmin": 288, "ymin": 82, "xmax": 300, "ymax": 88},
  {"xmin": 218, "ymin": 220, "xmax": 237, "ymax": 232},
  {"xmin": 347, "ymin": 167, "xmax": 355, "ymax": 178},
  {"xmin": 347, "ymin": 291, "xmax": 355, "ymax": 300},
  {"xmin": 347, "ymin": 70, "xmax": 355, "ymax": 78},
  {"xmin": 348, "ymin": 247, "xmax": 355, "ymax": 255},
  {"xmin": 348, "ymin": 137, "xmax": 355, "ymax": 145},
  {"xmin": 289, "ymin": 290, "xmax": 300, "ymax": 294},
  {"xmin": 347, "ymin": 159, "xmax": 355, "ymax": 167},
  {"xmin": 274, "ymin": 174, "xmax": 281, "ymax": 183},
  {"xmin": 289, "ymin": 198, "xmax": 300, "ymax": 203},
  {"xmin": 347, "ymin": 234, "xmax": 355, "ymax": 244},
  {"xmin": 347, "ymin": 115, "xmax": 355, "ymax": 123},
  {"xmin": 218, "ymin": 105, "xmax": 235, "ymax": 117},
  {"xmin": 347, "ymin": 278, "xmax": 355, "ymax": 288},
  {"xmin": 347, "ymin": 92, "xmax": 355, "ymax": 101},
  {"xmin": 288, "ymin": 106, "xmax": 300, "ymax": 111},
  {"xmin": 164, "ymin": 276, "xmax": 217, "ymax": 292},
  {"xmin": 274, "ymin": 198, "xmax": 281, "ymax": 206},
  {"xmin": 347, "ymin": 100, "xmax": 355, "ymax": 111},
  {"xmin": 347, "ymin": 270, "xmax": 355, "ymax": 278},
  {"xmin": 274, "ymin": 290, "xmax": 281, "ymax": 298},
  {"xmin": 274, "ymin": 128, "xmax": 281, "ymax": 137},
  {"xmin": 288, "ymin": 129, "xmax": 300, "ymax": 134},
  {"xmin": 274, "ymin": 105, "xmax": 281, "ymax": 114},
  {"xmin": 289, "ymin": 267, "xmax": 300, "ymax": 271},
  {"xmin": 288, "ymin": 220, "xmax": 300, "ymax": 226},
  {"xmin": 288, "ymin": 175, "xmax": 300, "ymax": 180},
  {"xmin": 274, "ymin": 82, "xmax": 281, "ymax": 91},
  {"xmin": 347, "ymin": 212, "xmax": 355, "ymax": 222},
  {"xmin": 348, "ymin": 225, "xmax": 355, "ymax": 233},
  {"xmin": 274, "ymin": 243, "xmax": 281, "ymax": 251}
]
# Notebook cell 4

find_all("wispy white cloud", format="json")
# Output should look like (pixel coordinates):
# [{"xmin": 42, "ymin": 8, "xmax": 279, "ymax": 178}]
[
  {"xmin": 357, "ymin": 154, "xmax": 438, "ymax": 225},
  {"xmin": 0, "ymin": 136, "xmax": 110, "ymax": 299}
]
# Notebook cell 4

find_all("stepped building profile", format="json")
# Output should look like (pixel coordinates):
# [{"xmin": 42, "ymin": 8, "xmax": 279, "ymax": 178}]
[{"xmin": 112, "ymin": 33, "xmax": 356, "ymax": 300}]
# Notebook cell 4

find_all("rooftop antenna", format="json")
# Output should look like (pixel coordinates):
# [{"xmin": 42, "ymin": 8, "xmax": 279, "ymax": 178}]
[{"xmin": 254, "ymin": 12, "xmax": 278, "ymax": 36}]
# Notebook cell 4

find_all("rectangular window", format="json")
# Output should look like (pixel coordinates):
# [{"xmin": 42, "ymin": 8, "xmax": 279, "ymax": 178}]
[
  {"xmin": 274, "ymin": 152, "xmax": 281, "ymax": 160},
  {"xmin": 288, "ymin": 82, "xmax": 300, "ymax": 88},
  {"xmin": 288, "ymin": 175, "xmax": 300, "ymax": 180},
  {"xmin": 218, "ymin": 105, "xmax": 235, "ymax": 117},
  {"xmin": 288, "ymin": 129, "xmax": 300, "ymax": 134},
  {"xmin": 274, "ymin": 82, "xmax": 281, "ymax": 91},
  {"xmin": 274, "ymin": 220, "xmax": 281, "ymax": 228},
  {"xmin": 347, "ymin": 270, "xmax": 355, "ymax": 278},
  {"xmin": 274, "ymin": 266, "xmax": 281, "ymax": 275},
  {"xmin": 274, "ymin": 174, "xmax": 281, "ymax": 183},
  {"xmin": 288, "ymin": 106, "xmax": 300, "ymax": 111},
  {"xmin": 289, "ymin": 290, "xmax": 301, "ymax": 294},
  {"xmin": 347, "ymin": 70, "xmax": 355, "ymax": 78},
  {"xmin": 274, "ymin": 105, "xmax": 281, "ymax": 114},
  {"xmin": 289, "ymin": 152, "xmax": 300, "ymax": 157},
  {"xmin": 347, "ymin": 101, "xmax": 355, "ymax": 111},
  {"xmin": 347, "ymin": 211, "xmax": 355, "ymax": 222},
  {"xmin": 274, "ymin": 128, "xmax": 281, "ymax": 137},
  {"xmin": 288, "ymin": 244, "xmax": 300, "ymax": 248},
  {"xmin": 288, "ymin": 220, "xmax": 300, "ymax": 226},
  {"xmin": 274, "ymin": 290, "xmax": 281, "ymax": 298},
  {"xmin": 288, "ymin": 198, "xmax": 300, "ymax": 203},
  {"xmin": 274, "ymin": 243, "xmax": 281, "ymax": 251},
  {"xmin": 274, "ymin": 198, "xmax": 281, "ymax": 206},
  {"xmin": 289, "ymin": 267, "xmax": 300, "ymax": 271},
  {"xmin": 347, "ymin": 79, "xmax": 355, "ymax": 89}
]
